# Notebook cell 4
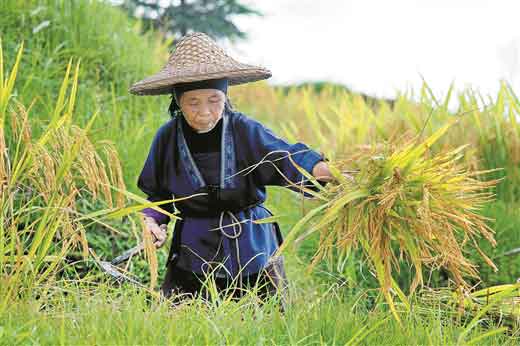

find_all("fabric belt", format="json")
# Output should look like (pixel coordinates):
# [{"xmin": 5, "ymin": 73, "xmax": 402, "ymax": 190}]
[{"xmin": 166, "ymin": 202, "xmax": 281, "ymax": 286}]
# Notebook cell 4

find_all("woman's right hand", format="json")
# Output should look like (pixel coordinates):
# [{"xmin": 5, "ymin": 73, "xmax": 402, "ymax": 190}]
[{"xmin": 143, "ymin": 216, "xmax": 168, "ymax": 248}]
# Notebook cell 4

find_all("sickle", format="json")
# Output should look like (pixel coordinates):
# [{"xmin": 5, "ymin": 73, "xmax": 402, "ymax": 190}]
[
  {"xmin": 90, "ymin": 243, "xmax": 146, "ymax": 287},
  {"xmin": 110, "ymin": 243, "xmax": 144, "ymax": 265}
]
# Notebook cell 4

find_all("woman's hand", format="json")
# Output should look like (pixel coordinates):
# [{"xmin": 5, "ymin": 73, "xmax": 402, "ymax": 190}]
[
  {"xmin": 312, "ymin": 161, "xmax": 333, "ymax": 182},
  {"xmin": 312, "ymin": 161, "xmax": 354, "ymax": 183},
  {"xmin": 143, "ymin": 216, "xmax": 168, "ymax": 248}
]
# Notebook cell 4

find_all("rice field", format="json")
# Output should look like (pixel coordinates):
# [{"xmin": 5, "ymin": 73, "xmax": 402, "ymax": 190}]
[{"xmin": 1, "ymin": 0, "xmax": 520, "ymax": 344}]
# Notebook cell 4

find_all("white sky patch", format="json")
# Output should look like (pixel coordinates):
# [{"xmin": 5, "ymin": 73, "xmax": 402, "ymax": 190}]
[{"xmin": 223, "ymin": 0, "xmax": 520, "ymax": 100}]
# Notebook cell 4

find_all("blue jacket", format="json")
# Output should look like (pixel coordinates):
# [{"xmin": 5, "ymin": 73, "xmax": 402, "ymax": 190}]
[{"xmin": 137, "ymin": 108, "xmax": 324, "ymax": 278}]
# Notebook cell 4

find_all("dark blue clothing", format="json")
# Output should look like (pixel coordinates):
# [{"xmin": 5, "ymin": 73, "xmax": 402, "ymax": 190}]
[
  {"xmin": 180, "ymin": 114, "xmax": 222, "ymax": 154},
  {"xmin": 137, "ymin": 108, "xmax": 324, "ymax": 278}
]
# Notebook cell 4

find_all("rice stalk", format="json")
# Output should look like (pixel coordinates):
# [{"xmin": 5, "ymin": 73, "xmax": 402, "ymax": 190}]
[
  {"xmin": 142, "ymin": 216, "xmax": 158, "ymax": 290},
  {"xmin": 0, "ymin": 41, "xmax": 141, "ymax": 308},
  {"xmin": 0, "ymin": 38, "xmax": 23, "ymax": 188}
]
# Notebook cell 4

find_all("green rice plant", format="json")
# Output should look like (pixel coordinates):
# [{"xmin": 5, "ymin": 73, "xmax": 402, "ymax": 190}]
[
  {"xmin": 0, "ymin": 37, "xmax": 23, "ymax": 185},
  {"xmin": 0, "ymin": 40, "xmax": 130, "ymax": 309},
  {"xmin": 278, "ymin": 120, "xmax": 500, "ymax": 322}
]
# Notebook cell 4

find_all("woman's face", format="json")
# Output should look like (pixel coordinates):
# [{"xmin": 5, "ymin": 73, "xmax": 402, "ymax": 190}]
[{"xmin": 179, "ymin": 88, "xmax": 226, "ymax": 133}]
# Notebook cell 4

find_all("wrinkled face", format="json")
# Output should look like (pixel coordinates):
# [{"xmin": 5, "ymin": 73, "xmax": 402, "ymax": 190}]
[{"xmin": 179, "ymin": 89, "xmax": 226, "ymax": 133}]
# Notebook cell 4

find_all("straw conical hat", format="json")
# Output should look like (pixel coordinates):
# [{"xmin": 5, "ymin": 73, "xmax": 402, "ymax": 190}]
[{"xmin": 129, "ymin": 32, "xmax": 272, "ymax": 96}]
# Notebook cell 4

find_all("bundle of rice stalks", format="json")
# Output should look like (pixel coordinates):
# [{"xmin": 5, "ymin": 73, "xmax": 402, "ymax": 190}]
[{"xmin": 280, "ymin": 119, "xmax": 500, "ymax": 321}]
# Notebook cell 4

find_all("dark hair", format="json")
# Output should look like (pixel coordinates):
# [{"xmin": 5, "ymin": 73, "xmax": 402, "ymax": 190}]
[{"xmin": 168, "ymin": 94, "xmax": 234, "ymax": 118}]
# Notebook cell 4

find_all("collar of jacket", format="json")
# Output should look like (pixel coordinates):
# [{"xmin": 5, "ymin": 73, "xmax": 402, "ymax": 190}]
[{"xmin": 176, "ymin": 109, "xmax": 237, "ymax": 191}]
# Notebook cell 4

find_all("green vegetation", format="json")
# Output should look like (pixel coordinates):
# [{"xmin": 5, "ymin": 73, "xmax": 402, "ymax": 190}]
[
  {"xmin": 0, "ymin": 0, "xmax": 171, "ymax": 187},
  {"xmin": 2, "ymin": 282, "xmax": 518, "ymax": 345},
  {"xmin": 1, "ymin": 0, "xmax": 520, "ymax": 344}
]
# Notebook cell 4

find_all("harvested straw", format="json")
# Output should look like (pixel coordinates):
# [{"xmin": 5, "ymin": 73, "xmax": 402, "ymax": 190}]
[
  {"xmin": 420, "ymin": 282, "xmax": 520, "ymax": 327},
  {"xmin": 281, "ymin": 120, "xmax": 500, "ymax": 320}
]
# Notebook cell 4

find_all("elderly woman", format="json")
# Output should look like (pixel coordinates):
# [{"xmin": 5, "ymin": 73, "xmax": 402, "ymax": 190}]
[{"xmin": 130, "ymin": 32, "xmax": 333, "ymax": 306}]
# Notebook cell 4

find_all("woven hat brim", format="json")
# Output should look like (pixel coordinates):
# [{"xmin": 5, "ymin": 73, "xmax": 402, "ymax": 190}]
[{"xmin": 129, "ymin": 65, "xmax": 272, "ymax": 96}]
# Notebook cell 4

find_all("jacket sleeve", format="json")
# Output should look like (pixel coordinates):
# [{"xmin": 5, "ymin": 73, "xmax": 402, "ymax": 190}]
[
  {"xmin": 137, "ymin": 124, "xmax": 174, "ymax": 225},
  {"xmin": 237, "ymin": 114, "xmax": 325, "ymax": 192}
]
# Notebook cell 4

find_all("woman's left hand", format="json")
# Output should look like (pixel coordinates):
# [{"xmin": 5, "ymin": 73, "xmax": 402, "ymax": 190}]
[{"xmin": 143, "ymin": 216, "xmax": 168, "ymax": 248}]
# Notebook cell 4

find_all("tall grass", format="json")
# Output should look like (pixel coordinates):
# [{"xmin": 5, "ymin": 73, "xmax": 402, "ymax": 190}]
[{"xmin": 1, "ymin": 281, "xmax": 518, "ymax": 345}]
